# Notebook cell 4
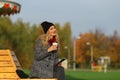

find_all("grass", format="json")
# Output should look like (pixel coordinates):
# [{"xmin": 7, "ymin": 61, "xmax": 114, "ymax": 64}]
[
  {"xmin": 23, "ymin": 69, "xmax": 120, "ymax": 80},
  {"xmin": 65, "ymin": 70, "xmax": 120, "ymax": 80}
]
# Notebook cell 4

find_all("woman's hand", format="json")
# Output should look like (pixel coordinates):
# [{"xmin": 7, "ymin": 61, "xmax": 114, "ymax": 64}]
[{"xmin": 48, "ymin": 45, "xmax": 57, "ymax": 52}]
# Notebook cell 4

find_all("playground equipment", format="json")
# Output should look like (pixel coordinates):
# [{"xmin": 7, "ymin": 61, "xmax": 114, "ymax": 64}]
[
  {"xmin": 91, "ymin": 62, "xmax": 102, "ymax": 72},
  {"xmin": 98, "ymin": 56, "xmax": 110, "ymax": 73},
  {"xmin": 91, "ymin": 56, "xmax": 110, "ymax": 72},
  {"xmin": 0, "ymin": 49, "xmax": 57, "ymax": 80}
]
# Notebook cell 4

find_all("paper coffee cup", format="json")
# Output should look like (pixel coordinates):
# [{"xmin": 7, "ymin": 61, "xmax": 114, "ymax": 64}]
[{"xmin": 53, "ymin": 42, "xmax": 58, "ymax": 46}]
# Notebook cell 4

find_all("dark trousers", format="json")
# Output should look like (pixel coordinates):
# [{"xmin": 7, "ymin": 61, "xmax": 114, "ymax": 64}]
[
  {"xmin": 54, "ymin": 66, "xmax": 66, "ymax": 80},
  {"xmin": 16, "ymin": 66, "xmax": 65, "ymax": 80}
]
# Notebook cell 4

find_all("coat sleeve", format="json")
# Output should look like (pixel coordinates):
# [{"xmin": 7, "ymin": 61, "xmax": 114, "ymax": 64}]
[{"xmin": 34, "ymin": 38, "xmax": 51, "ymax": 61}]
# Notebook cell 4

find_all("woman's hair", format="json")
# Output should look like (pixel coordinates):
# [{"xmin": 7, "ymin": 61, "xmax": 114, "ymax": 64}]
[
  {"xmin": 39, "ymin": 30, "xmax": 59, "ymax": 47},
  {"xmin": 40, "ymin": 34, "xmax": 49, "ymax": 47}
]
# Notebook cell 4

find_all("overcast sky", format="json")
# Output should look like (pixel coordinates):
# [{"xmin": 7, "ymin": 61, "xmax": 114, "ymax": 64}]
[{"xmin": 11, "ymin": 0, "xmax": 120, "ymax": 37}]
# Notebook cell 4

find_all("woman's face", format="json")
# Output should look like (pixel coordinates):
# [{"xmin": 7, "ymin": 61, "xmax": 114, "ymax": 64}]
[{"xmin": 48, "ymin": 26, "xmax": 57, "ymax": 37}]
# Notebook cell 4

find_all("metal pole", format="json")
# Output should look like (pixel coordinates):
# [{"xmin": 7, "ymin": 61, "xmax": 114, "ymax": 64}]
[
  {"xmin": 64, "ymin": 46, "xmax": 70, "ymax": 69},
  {"xmin": 73, "ymin": 40, "xmax": 76, "ymax": 71},
  {"xmin": 90, "ymin": 45, "xmax": 93, "ymax": 69},
  {"xmin": 91, "ymin": 45, "xmax": 93, "ymax": 63},
  {"xmin": 68, "ymin": 48, "xmax": 70, "ymax": 68}
]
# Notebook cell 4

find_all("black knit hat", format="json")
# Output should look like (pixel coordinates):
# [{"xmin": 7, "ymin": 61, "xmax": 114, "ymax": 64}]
[{"xmin": 41, "ymin": 21, "xmax": 55, "ymax": 33}]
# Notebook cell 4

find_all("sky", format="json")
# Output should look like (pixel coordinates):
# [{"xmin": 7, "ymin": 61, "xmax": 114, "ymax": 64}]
[{"xmin": 11, "ymin": 0, "xmax": 120, "ymax": 37}]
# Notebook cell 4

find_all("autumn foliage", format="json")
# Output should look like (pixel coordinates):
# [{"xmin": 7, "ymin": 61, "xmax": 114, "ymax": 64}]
[{"xmin": 75, "ymin": 30, "xmax": 120, "ymax": 68}]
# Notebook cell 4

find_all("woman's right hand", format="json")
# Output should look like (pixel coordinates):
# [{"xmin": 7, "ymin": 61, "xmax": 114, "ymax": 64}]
[{"xmin": 48, "ymin": 45, "xmax": 57, "ymax": 52}]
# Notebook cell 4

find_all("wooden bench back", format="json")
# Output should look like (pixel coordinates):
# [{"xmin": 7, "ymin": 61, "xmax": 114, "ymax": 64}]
[{"xmin": 0, "ymin": 49, "xmax": 20, "ymax": 79}]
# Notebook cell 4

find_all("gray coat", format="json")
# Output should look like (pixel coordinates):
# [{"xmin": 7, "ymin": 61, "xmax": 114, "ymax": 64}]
[{"xmin": 30, "ymin": 37, "xmax": 59, "ymax": 78}]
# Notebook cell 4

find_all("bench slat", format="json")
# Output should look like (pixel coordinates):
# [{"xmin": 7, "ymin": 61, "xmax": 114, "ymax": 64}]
[
  {"xmin": 0, "ymin": 56, "xmax": 10, "ymax": 60},
  {"xmin": 0, "ymin": 67, "xmax": 15, "ymax": 72},
  {"xmin": 0, "ymin": 73, "xmax": 19, "ymax": 78},
  {"xmin": 18, "ymin": 78, "xmax": 57, "ymax": 80},
  {"xmin": 0, "ymin": 61, "xmax": 13, "ymax": 67}
]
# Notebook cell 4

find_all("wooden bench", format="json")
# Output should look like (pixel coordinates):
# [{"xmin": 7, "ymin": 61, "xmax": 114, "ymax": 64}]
[{"xmin": 0, "ymin": 49, "xmax": 57, "ymax": 80}]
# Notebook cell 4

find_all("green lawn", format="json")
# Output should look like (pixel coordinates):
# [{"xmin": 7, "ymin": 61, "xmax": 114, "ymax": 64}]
[
  {"xmin": 23, "ymin": 69, "xmax": 120, "ymax": 80},
  {"xmin": 65, "ymin": 70, "xmax": 120, "ymax": 80}
]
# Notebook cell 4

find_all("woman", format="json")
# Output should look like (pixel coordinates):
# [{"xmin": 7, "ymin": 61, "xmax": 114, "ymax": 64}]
[{"xmin": 30, "ymin": 21, "xmax": 65, "ymax": 80}]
